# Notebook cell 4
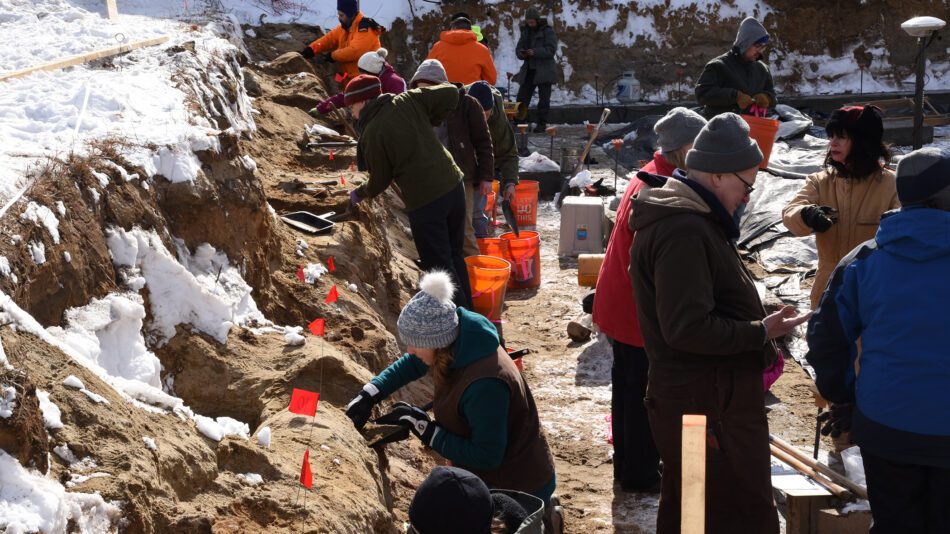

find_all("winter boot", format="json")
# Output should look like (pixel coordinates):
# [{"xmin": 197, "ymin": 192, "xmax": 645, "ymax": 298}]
[{"xmin": 533, "ymin": 121, "xmax": 547, "ymax": 134}]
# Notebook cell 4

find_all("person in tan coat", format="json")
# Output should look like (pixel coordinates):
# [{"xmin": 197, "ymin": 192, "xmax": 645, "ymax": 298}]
[{"xmin": 782, "ymin": 105, "xmax": 899, "ymax": 309}]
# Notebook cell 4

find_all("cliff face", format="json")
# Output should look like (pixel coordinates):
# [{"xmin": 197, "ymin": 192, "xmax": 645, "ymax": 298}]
[{"xmin": 379, "ymin": 0, "xmax": 950, "ymax": 102}]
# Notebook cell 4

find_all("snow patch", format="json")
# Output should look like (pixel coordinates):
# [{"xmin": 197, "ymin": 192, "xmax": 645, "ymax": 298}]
[
  {"xmin": 520, "ymin": 152, "xmax": 561, "ymax": 173},
  {"xmin": 37, "ymin": 390, "xmax": 64, "ymax": 430},
  {"xmin": 143, "ymin": 436, "xmax": 157, "ymax": 451},
  {"xmin": 238, "ymin": 472, "xmax": 264, "ymax": 486},
  {"xmin": 194, "ymin": 414, "xmax": 250, "ymax": 442},
  {"xmin": 256, "ymin": 426, "xmax": 272, "ymax": 448},
  {"xmin": 284, "ymin": 326, "xmax": 306, "ymax": 346},
  {"xmin": 63, "ymin": 375, "xmax": 84, "ymax": 389},
  {"xmin": 0, "ymin": 385, "xmax": 15, "ymax": 418},
  {"xmin": 28, "ymin": 241, "xmax": 46, "ymax": 264},
  {"xmin": 303, "ymin": 263, "xmax": 328, "ymax": 284}
]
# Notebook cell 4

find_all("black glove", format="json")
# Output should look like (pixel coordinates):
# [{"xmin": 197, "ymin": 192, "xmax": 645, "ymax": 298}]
[
  {"xmin": 299, "ymin": 46, "xmax": 315, "ymax": 59},
  {"xmin": 321, "ymin": 53, "xmax": 335, "ymax": 64},
  {"xmin": 344, "ymin": 383, "xmax": 381, "ymax": 430},
  {"xmin": 374, "ymin": 402, "xmax": 440, "ymax": 447},
  {"xmin": 801, "ymin": 205, "xmax": 838, "ymax": 233},
  {"xmin": 817, "ymin": 402, "xmax": 853, "ymax": 438}
]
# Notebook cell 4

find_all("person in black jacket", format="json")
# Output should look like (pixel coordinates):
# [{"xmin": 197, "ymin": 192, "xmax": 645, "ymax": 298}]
[
  {"xmin": 695, "ymin": 17, "xmax": 777, "ymax": 119},
  {"xmin": 514, "ymin": 7, "xmax": 560, "ymax": 133}
]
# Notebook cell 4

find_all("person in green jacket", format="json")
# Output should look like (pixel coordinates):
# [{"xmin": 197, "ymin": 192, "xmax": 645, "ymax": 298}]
[
  {"xmin": 344, "ymin": 271, "xmax": 557, "ymax": 521},
  {"xmin": 345, "ymin": 75, "xmax": 472, "ymax": 308},
  {"xmin": 695, "ymin": 17, "xmax": 777, "ymax": 119}
]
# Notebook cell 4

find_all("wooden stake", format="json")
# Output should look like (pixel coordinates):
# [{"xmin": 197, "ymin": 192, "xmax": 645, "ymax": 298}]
[
  {"xmin": 105, "ymin": 0, "xmax": 119, "ymax": 20},
  {"xmin": 681, "ymin": 414, "xmax": 706, "ymax": 534},
  {"xmin": 0, "ymin": 36, "xmax": 169, "ymax": 83}
]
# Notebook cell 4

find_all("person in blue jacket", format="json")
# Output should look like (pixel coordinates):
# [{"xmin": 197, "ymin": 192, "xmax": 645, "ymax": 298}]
[
  {"xmin": 344, "ymin": 271, "xmax": 557, "ymax": 525},
  {"xmin": 806, "ymin": 147, "xmax": 950, "ymax": 533}
]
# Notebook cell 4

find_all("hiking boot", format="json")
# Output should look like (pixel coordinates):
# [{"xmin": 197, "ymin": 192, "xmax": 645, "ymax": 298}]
[{"xmin": 533, "ymin": 122, "xmax": 547, "ymax": 134}]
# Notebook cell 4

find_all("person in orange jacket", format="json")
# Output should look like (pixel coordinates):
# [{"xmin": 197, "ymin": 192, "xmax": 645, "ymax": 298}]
[
  {"xmin": 300, "ymin": 0, "xmax": 384, "ymax": 83},
  {"xmin": 426, "ymin": 16, "xmax": 497, "ymax": 86}
]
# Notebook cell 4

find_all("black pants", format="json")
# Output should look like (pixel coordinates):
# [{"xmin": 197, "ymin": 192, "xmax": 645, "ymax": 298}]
[
  {"xmin": 407, "ymin": 182, "xmax": 472, "ymax": 309},
  {"xmin": 645, "ymin": 367, "xmax": 779, "ymax": 534},
  {"xmin": 610, "ymin": 340, "xmax": 660, "ymax": 490},
  {"xmin": 863, "ymin": 450, "xmax": 950, "ymax": 533},
  {"xmin": 516, "ymin": 69, "xmax": 552, "ymax": 124}
]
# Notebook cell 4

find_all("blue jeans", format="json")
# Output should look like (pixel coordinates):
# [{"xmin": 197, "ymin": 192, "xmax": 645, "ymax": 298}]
[{"xmin": 472, "ymin": 184, "xmax": 490, "ymax": 238}]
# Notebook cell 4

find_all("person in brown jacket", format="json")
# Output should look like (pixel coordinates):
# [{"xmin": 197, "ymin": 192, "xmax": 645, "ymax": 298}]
[
  {"xmin": 782, "ymin": 105, "xmax": 899, "ymax": 309},
  {"xmin": 409, "ymin": 60, "xmax": 495, "ymax": 257},
  {"xmin": 629, "ymin": 113, "xmax": 810, "ymax": 534}
]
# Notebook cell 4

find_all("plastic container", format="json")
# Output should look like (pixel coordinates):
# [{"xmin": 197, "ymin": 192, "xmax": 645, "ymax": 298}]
[
  {"xmin": 500, "ymin": 230, "xmax": 541, "ymax": 289},
  {"xmin": 512, "ymin": 180, "xmax": 540, "ymax": 228},
  {"xmin": 741, "ymin": 114, "xmax": 780, "ymax": 169},
  {"xmin": 477, "ymin": 237, "xmax": 509, "ymax": 261},
  {"xmin": 465, "ymin": 255, "xmax": 511, "ymax": 322},
  {"xmin": 577, "ymin": 253, "xmax": 605, "ymax": 287}
]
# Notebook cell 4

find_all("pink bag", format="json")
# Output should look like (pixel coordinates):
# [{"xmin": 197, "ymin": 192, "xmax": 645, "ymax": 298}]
[{"xmin": 762, "ymin": 347, "xmax": 786, "ymax": 392}]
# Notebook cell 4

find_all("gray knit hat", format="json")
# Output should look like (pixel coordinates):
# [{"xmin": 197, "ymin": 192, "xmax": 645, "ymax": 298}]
[
  {"xmin": 734, "ymin": 17, "xmax": 769, "ymax": 53},
  {"xmin": 397, "ymin": 271, "xmax": 460, "ymax": 349},
  {"xmin": 685, "ymin": 113, "xmax": 763, "ymax": 173},
  {"xmin": 896, "ymin": 147, "xmax": 950, "ymax": 205},
  {"xmin": 654, "ymin": 107, "xmax": 707, "ymax": 154},
  {"xmin": 410, "ymin": 59, "xmax": 449, "ymax": 89}
]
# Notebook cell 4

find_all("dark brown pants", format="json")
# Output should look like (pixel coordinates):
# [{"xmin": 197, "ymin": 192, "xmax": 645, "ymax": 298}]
[{"xmin": 645, "ymin": 367, "xmax": 779, "ymax": 534}]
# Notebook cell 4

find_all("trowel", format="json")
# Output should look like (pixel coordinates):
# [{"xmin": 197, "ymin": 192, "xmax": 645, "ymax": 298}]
[{"xmin": 501, "ymin": 198, "xmax": 520, "ymax": 237}]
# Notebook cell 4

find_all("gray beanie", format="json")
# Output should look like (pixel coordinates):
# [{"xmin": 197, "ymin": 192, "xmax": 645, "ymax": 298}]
[
  {"xmin": 397, "ymin": 271, "xmax": 460, "ymax": 349},
  {"xmin": 734, "ymin": 17, "xmax": 769, "ymax": 53},
  {"xmin": 685, "ymin": 113, "xmax": 763, "ymax": 173},
  {"xmin": 654, "ymin": 107, "xmax": 707, "ymax": 154},
  {"xmin": 895, "ymin": 147, "xmax": 950, "ymax": 205},
  {"xmin": 410, "ymin": 59, "xmax": 449, "ymax": 89}
]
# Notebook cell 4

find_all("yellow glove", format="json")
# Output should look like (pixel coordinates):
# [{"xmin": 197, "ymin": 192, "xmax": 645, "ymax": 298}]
[
  {"xmin": 753, "ymin": 93, "xmax": 771, "ymax": 108},
  {"xmin": 736, "ymin": 91, "xmax": 754, "ymax": 109}
]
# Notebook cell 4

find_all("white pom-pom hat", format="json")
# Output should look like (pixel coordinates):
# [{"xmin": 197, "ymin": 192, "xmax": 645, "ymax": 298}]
[
  {"xmin": 397, "ymin": 271, "xmax": 460, "ymax": 349},
  {"xmin": 358, "ymin": 48, "xmax": 388, "ymax": 76}
]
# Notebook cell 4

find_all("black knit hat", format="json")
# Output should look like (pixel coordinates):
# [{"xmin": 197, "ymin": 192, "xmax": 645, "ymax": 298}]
[
  {"xmin": 826, "ymin": 105, "xmax": 884, "ymax": 144},
  {"xmin": 408, "ymin": 467, "xmax": 493, "ymax": 534}
]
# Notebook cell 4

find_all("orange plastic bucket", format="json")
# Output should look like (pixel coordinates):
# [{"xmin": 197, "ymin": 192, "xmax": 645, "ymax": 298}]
[
  {"xmin": 477, "ymin": 237, "xmax": 509, "ymax": 260},
  {"xmin": 500, "ymin": 230, "xmax": 541, "ymax": 289},
  {"xmin": 465, "ymin": 255, "xmax": 511, "ymax": 322},
  {"xmin": 512, "ymin": 180, "xmax": 540, "ymax": 228},
  {"xmin": 741, "ymin": 114, "xmax": 780, "ymax": 169}
]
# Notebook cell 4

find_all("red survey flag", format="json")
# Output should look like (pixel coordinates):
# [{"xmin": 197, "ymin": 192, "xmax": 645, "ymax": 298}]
[
  {"xmin": 327, "ymin": 256, "xmax": 335, "ymax": 272},
  {"xmin": 328, "ymin": 149, "xmax": 334, "ymax": 161},
  {"xmin": 289, "ymin": 388, "xmax": 320, "ymax": 417},
  {"xmin": 308, "ymin": 318, "xmax": 325, "ymax": 337},
  {"xmin": 300, "ymin": 449, "xmax": 313, "ymax": 489},
  {"xmin": 340, "ymin": 172, "xmax": 345, "ymax": 185},
  {"xmin": 325, "ymin": 285, "xmax": 339, "ymax": 304},
  {"xmin": 296, "ymin": 265, "xmax": 305, "ymax": 282}
]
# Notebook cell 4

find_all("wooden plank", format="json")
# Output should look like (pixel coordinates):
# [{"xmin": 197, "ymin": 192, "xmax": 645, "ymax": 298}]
[
  {"xmin": 786, "ymin": 493, "xmax": 834, "ymax": 534},
  {"xmin": 0, "ymin": 36, "xmax": 169, "ymax": 83},
  {"xmin": 105, "ymin": 0, "xmax": 119, "ymax": 19},
  {"xmin": 681, "ymin": 414, "xmax": 706, "ymax": 534}
]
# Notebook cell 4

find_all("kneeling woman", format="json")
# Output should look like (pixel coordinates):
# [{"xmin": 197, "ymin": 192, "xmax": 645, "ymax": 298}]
[{"xmin": 344, "ymin": 271, "xmax": 556, "ymax": 506}]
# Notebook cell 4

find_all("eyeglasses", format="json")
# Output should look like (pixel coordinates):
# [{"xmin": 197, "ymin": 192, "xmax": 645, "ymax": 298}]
[{"xmin": 732, "ymin": 172, "xmax": 755, "ymax": 195}]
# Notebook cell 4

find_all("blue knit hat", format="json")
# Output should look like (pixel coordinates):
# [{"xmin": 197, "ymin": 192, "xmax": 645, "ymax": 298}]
[
  {"xmin": 337, "ymin": 0, "xmax": 358, "ymax": 18},
  {"xmin": 467, "ymin": 81, "xmax": 495, "ymax": 111},
  {"xmin": 397, "ymin": 272, "xmax": 460, "ymax": 349}
]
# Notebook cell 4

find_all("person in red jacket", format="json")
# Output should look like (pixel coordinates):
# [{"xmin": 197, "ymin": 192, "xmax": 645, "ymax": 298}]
[
  {"xmin": 426, "ymin": 16, "xmax": 497, "ymax": 85},
  {"xmin": 592, "ymin": 107, "xmax": 706, "ymax": 491},
  {"xmin": 299, "ymin": 0, "xmax": 384, "ymax": 83}
]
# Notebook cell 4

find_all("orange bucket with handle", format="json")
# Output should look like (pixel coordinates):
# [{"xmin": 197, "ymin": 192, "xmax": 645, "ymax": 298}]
[
  {"xmin": 511, "ymin": 180, "xmax": 540, "ymax": 228},
  {"xmin": 500, "ymin": 230, "xmax": 541, "ymax": 289},
  {"xmin": 741, "ymin": 105, "xmax": 779, "ymax": 169},
  {"xmin": 465, "ymin": 255, "xmax": 511, "ymax": 322},
  {"xmin": 477, "ymin": 237, "xmax": 509, "ymax": 260}
]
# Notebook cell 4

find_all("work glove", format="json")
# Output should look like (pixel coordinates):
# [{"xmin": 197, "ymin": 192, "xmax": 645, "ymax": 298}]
[
  {"xmin": 299, "ymin": 46, "xmax": 315, "ymax": 59},
  {"xmin": 801, "ymin": 205, "xmax": 838, "ymax": 233},
  {"xmin": 321, "ymin": 53, "xmax": 335, "ymax": 64},
  {"xmin": 374, "ymin": 402, "xmax": 441, "ymax": 447},
  {"xmin": 817, "ymin": 402, "xmax": 853, "ymax": 438},
  {"xmin": 314, "ymin": 100, "xmax": 335, "ymax": 115},
  {"xmin": 349, "ymin": 189, "xmax": 362, "ymax": 207},
  {"xmin": 753, "ymin": 93, "xmax": 771, "ymax": 108},
  {"xmin": 344, "ymin": 383, "xmax": 381, "ymax": 430},
  {"xmin": 736, "ymin": 91, "xmax": 754, "ymax": 110}
]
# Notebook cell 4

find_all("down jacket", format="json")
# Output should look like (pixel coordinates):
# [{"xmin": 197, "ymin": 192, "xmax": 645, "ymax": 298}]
[{"xmin": 305, "ymin": 12, "xmax": 383, "ymax": 79}]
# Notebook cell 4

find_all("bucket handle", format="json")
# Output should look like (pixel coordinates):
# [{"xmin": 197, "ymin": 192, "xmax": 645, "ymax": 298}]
[{"xmin": 748, "ymin": 104, "xmax": 766, "ymax": 118}]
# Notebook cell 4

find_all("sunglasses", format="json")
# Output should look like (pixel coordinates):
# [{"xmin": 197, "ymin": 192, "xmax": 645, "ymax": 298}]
[{"xmin": 732, "ymin": 172, "xmax": 755, "ymax": 195}]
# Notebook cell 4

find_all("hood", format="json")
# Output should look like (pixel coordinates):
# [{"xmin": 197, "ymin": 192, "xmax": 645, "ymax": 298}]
[
  {"xmin": 439, "ymin": 29, "xmax": 477, "ymax": 45},
  {"xmin": 379, "ymin": 62, "xmax": 396, "ymax": 78},
  {"xmin": 628, "ymin": 172, "xmax": 711, "ymax": 232},
  {"xmin": 450, "ymin": 308, "xmax": 500, "ymax": 368},
  {"xmin": 875, "ymin": 207, "xmax": 950, "ymax": 262}
]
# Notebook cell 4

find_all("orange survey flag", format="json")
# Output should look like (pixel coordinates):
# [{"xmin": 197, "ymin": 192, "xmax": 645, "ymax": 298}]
[
  {"xmin": 289, "ymin": 388, "xmax": 320, "ymax": 417},
  {"xmin": 325, "ymin": 285, "xmax": 339, "ymax": 304},
  {"xmin": 300, "ymin": 449, "xmax": 313, "ymax": 489},
  {"xmin": 308, "ymin": 318, "xmax": 325, "ymax": 337}
]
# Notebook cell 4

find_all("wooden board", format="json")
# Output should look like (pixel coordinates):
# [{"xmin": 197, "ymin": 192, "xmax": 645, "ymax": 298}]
[
  {"xmin": 785, "ymin": 489, "xmax": 834, "ymax": 534},
  {"xmin": 0, "ymin": 36, "xmax": 169, "ymax": 83},
  {"xmin": 105, "ymin": 0, "xmax": 119, "ymax": 19},
  {"xmin": 681, "ymin": 414, "xmax": 706, "ymax": 534}
]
